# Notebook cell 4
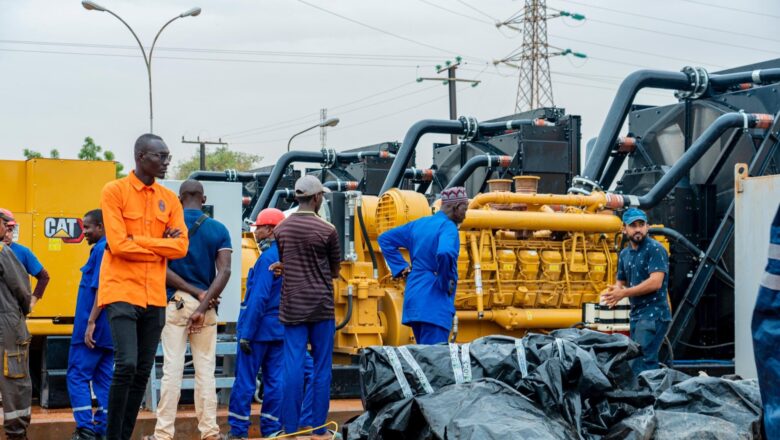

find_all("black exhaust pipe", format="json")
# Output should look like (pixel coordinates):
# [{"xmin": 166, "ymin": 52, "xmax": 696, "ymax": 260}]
[
  {"xmin": 444, "ymin": 155, "xmax": 512, "ymax": 189},
  {"xmin": 187, "ymin": 170, "xmax": 270, "ymax": 182}
]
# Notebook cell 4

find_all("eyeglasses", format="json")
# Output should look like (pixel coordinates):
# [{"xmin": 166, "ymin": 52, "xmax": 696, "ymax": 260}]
[{"xmin": 146, "ymin": 152, "xmax": 172, "ymax": 163}]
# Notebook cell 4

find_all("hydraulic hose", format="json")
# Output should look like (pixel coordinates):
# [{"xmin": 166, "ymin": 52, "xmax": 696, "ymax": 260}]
[
  {"xmin": 444, "ymin": 155, "xmax": 512, "ymax": 189},
  {"xmin": 336, "ymin": 150, "xmax": 396, "ymax": 161},
  {"xmin": 357, "ymin": 204, "xmax": 378, "ymax": 278},
  {"xmin": 324, "ymin": 180, "xmax": 359, "ymax": 191},
  {"xmin": 187, "ymin": 170, "xmax": 270, "ymax": 182},
  {"xmin": 649, "ymin": 226, "xmax": 734, "ymax": 287},
  {"xmin": 616, "ymin": 112, "xmax": 772, "ymax": 209},
  {"xmin": 335, "ymin": 286, "xmax": 354, "ymax": 331},
  {"xmin": 380, "ymin": 117, "xmax": 551, "ymax": 194}
]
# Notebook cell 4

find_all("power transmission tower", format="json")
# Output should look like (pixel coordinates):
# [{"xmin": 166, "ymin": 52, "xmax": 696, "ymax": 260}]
[
  {"xmin": 181, "ymin": 136, "xmax": 228, "ymax": 170},
  {"xmin": 417, "ymin": 57, "xmax": 481, "ymax": 144},
  {"xmin": 494, "ymin": 1, "xmax": 585, "ymax": 112},
  {"xmin": 320, "ymin": 108, "xmax": 328, "ymax": 149}
]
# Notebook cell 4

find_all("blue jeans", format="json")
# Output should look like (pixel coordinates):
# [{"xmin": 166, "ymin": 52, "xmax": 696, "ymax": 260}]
[
  {"xmin": 629, "ymin": 318, "xmax": 670, "ymax": 375},
  {"xmin": 282, "ymin": 320, "xmax": 334, "ymax": 435},
  {"xmin": 67, "ymin": 344, "xmax": 113, "ymax": 435},
  {"xmin": 409, "ymin": 321, "xmax": 450, "ymax": 345},
  {"xmin": 753, "ymin": 284, "xmax": 780, "ymax": 436}
]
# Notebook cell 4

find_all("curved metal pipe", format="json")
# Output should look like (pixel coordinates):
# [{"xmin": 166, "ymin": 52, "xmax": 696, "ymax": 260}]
[
  {"xmin": 461, "ymin": 210, "xmax": 622, "ymax": 233},
  {"xmin": 380, "ymin": 117, "xmax": 548, "ymax": 194},
  {"xmin": 336, "ymin": 150, "xmax": 396, "ymax": 161},
  {"xmin": 187, "ymin": 170, "xmax": 270, "ymax": 182},
  {"xmin": 620, "ymin": 112, "xmax": 772, "ymax": 209},
  {"xmin": 404, "ymin": 167, "xmax": 434, "ymax": 182},
  {"xmin": 269, "ymin": 188, "xmax": 295, "ymax": 209},
  {"xmin": 582, "ymin": 69, "xmax": 693, "ymax": 183},
  {"xmin": 468, "ymin": 192, "xmax": 624, "ymax": 212},
  {"xmin": 709, "ymin": 68, "xmax": 780, "ymax": 91},
  {"xmin": 251, "ymin": 151, "xmax": 328, "ymax": 219},
  {"xmin": 444, "ymin": 155, "xmax": 512, "ymax": 189}
]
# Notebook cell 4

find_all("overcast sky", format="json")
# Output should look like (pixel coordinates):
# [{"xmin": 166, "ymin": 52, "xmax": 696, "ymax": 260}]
[{"xmin": 2, "ymin": 0, "xmax": 778, "ymax": 174}]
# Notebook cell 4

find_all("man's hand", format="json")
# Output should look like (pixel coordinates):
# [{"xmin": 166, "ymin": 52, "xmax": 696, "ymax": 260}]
[
  {"xmin": 187, "ymin": 310, "xmax": 204, "ymax": 334},
  {"xmin": 207, "ymin": 296, "xmax": 220, "ymax": 309},
  {"xmin": 196, "ymin": 290, "xmax": 208, "ymax": 302},
  {"xmin": 164, "ymin": 227, "xmax": 182, "ymax": 239},
  {"xmin": 84, "ymin": 320, "xmax": 97, "ymax": 349},
  {"xmin": 601, "ymin": 284, "xmax": 625, "ymax": 308},
  {"xmin": 30, "ymin": 296, "xmax": 38, "ymax": 310},
  {"xmin": 394, "ymin": 266, "xmax": 411, "ymax": 280},
  {"xmin": 239, "ymin": 339, "xmax": 252, "ymax": 354},
  {"xmin": 269, "ymin": 262, "xmax": 283, "ymax": 277}
]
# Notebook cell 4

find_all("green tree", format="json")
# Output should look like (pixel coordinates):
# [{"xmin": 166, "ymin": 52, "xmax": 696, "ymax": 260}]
[
  {"xmin": 23, "ymin": 149, "xmax": 42, "ymax": 159},
  {"xmin": 77, "ymin": 137, "xmax": 125, "ymax": 178},
  {"xmin": 50, "ymin": 149, "xmax": 60, "ymax": 159},
  {"xmin": 174, "ymin": 146, "xmax": 261, "ymax": 179}
]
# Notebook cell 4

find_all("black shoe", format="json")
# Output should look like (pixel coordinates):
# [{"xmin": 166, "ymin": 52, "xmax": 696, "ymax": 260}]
[{"xmin": 70, "ymin": 428, "xmax": 98, "ymax": 440}]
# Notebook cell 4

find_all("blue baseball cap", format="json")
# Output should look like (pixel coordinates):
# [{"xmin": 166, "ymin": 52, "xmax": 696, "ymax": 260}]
[{"xmin": 622, "ymin": 207, "xmax": 648, "ymax": 225}]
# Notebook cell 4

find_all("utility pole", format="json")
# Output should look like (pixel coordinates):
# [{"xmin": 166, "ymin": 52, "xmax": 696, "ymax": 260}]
[
  {"xmin": 494, "ymin": 1, "xmax": 585, "ymax": 112},
  {"xmin": 181, "ymin": 136, "xmax": 228, "ymax": 170},
  {"xmin": 320, "ymin": 108, "xmax": 328, "ymax": 149},
  {"xmin": 417, "ymin": 57, "xmax": 481, "ymax": 144}
]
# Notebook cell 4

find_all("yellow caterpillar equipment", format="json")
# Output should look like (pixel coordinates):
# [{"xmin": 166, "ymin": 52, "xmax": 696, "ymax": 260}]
[{"xmin": 330, "ymin": 175, "xmax": 628, "ymax": 359}]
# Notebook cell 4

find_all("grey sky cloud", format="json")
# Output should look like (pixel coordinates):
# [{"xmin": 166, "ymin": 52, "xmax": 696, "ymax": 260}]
[{"xmin": 1, "ymin": 0, "xmax": 777, "ymax": 173}]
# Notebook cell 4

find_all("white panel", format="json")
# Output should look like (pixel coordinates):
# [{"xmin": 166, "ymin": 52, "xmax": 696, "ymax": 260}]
[
  {"xmin": 735, "ymin": 173, "xmax": 780, "ymax": 378},
  {"xmin": 161, "ymin": 180, "xmax": 244, "ymax": 323}
]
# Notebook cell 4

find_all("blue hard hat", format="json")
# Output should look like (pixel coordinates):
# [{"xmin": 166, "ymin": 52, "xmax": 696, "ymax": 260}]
[{"xmin": 622, "ymin": 207, "xmax": 648, "ymax": 225}]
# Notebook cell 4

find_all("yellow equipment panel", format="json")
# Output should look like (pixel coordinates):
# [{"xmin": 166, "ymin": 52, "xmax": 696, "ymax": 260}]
[{"xmin": 1, "ymin": 159, "xmax": 116, "ymax": 335}]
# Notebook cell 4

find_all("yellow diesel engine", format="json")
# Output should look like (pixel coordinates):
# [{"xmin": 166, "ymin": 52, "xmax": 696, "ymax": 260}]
[{"xmin": 331, "ymin": 176, "xmax": 628, "ymax": 359}]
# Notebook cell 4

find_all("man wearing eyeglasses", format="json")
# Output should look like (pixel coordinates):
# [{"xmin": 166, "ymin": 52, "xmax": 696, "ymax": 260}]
[{"xmin": 98, "ymin": 134, "xmax": 188, "ymax": 440}]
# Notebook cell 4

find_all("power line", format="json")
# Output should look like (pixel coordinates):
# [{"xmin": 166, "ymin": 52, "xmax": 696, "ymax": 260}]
[
  {"xmin": 455, "ymin": 0, "xmax": 500, "ymax": 22},
  {"xmin": 418, "ymin": 0, "xmax": 493, "ymax": 24},
  {"xmin": 585, "ymin": 17, "xmax": 780, "ymax": 56},
  {"xmin": 0, "ymin": 39, "xmax": 440, "ymax": 61},
  {"xmin": 680, "ymin": 0, "xmax": 780, "ymax": 20},
  {"xmin": 552, "ymin": 0, "xmax": 780, "ymax": 44},
  {"xmin": 296, "ymin": 0, "xmax": 487, "ymax": 62},
  {"xmin": 0, "ymin": 47, "xmax": 431, "ymax": 68}
]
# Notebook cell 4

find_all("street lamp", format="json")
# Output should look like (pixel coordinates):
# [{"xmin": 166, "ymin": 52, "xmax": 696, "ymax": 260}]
[
  {"xmin": 81, "ymin": 1, "xmax": 201, "ymax": 133},
  {"xmin": 286, "ymin": 117, "xmax": 340, "ymax": 152}
]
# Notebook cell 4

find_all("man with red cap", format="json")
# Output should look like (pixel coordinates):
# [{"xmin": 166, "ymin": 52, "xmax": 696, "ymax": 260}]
[
  {"xmin": 227, "ymin": 208, "xmax": 312, "ymax": 439},
  {"xmin": 0, "ymin": 208, "xmax": 50, "ymax": 310},
  {"xmin": 378, "ymin": 186, "xmax": 469, "ymax": 344}
]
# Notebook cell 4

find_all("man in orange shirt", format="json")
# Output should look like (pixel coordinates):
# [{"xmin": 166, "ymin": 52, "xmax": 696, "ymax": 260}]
[{"xmin": 99, "ymin": 134, "xmax": 188, "ymax": 440}]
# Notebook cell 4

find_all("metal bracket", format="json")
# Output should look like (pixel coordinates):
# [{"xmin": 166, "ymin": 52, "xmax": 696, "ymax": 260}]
[
  {"xmin": 675, "ymin": 66, "xmax": 710, "ymax": 100},
  {"xmin": 459, "ymin": 116, "xmax": 479, "ymax": 142}
]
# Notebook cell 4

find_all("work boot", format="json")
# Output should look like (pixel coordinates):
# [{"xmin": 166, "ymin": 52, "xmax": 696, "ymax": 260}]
[
  {"xmin": 220, "ymin": 433, "xmax": 247, "ymax": 440},
  {"xmin": 70, "ymin": 427, "xmax": 98, "ymax": 440}
]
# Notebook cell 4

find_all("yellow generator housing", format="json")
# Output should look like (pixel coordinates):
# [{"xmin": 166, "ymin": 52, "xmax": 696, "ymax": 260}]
[
  {"xmin": 331, "ymin": 177, "xmax": 634, "ymax": 358},
  {"xmin": 0, "ymin": 159, "xmax": 116, "ymax": 335}
]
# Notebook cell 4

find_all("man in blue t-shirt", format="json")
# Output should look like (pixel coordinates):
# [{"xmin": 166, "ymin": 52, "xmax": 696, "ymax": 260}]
[
  {"xmin": 67, "ymin": 209, "xmax": 113, "ymax": 440},
  {"xmin": 0, "ymin": 208, "xmax": 50, "ymax": 310},
  {"xmin": 146, "ymin": 180, "xmax": 232, "ymax": 440},
  {"xmin": 602, "ymin": 208, "xmax": 671, "ymax": 375}
]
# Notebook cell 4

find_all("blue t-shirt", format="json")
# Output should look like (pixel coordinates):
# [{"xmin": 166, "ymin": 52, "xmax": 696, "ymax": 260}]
[
  {"xmin": 617, "ymin": 237, "xmax": 671, "ymax": 321},
  {"xmin": 166, "ymin": 209, "xmax": 232, "ymax": 300},
  {"xmin": 71, "ymin": 237, "xmax": 112, "ymax": 348},
  {"xmin": 10, "ymin": 242, "xmax": 43, "ymax": 276}
]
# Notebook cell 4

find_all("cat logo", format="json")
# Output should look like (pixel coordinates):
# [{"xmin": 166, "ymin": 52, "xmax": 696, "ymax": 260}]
[{"xmin": 44, "ymin": 217, "xmax": 85, "ymax": 244}]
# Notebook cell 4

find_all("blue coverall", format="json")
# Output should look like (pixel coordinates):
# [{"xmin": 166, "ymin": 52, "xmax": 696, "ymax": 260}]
[
  {"xmin": 228, "ymin": 241, "xmax": 313, "ymax": 437},
  {"xmin": 67, "ymin": 237, "xmax": 113, "ymax": 436},
  {"xmin": 378, "ymin": 211, "xmax": 460, "ymax": 344},
  {"xmin": 752, "ymin": 203, "xmax": 780, "ymax": 436}
]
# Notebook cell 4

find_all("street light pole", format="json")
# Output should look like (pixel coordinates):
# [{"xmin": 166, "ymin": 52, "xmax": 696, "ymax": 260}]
[
  {"xmin": 81, "ymin": 2, "xmax": 201, "ymax": 133},
  {"xmin": 286, "ymin": 117, "xmax": 340, "ymax": 152}
]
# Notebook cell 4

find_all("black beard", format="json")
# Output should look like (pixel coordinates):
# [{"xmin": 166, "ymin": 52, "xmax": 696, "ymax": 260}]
[{"xmin": 629, "ymin": 233, "xmax": 645, "ymax": 245}]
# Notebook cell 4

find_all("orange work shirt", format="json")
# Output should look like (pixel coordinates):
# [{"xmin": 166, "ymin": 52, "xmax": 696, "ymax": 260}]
[{"xmin": 98, "ymin": 171, "xmax": 188, "ymax": 308}]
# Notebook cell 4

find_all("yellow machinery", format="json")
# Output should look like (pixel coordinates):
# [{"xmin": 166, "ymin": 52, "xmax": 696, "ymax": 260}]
[
  {"xmin": 331, "ymin": 176, "xmax": 629, "ymax": 359},
  {"xmin": 0, "ymin": 159, "xmax": 116, "ymax": 335}
]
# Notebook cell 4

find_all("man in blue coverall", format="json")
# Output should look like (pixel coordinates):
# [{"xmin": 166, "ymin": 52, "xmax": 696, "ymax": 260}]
[
  {"xmin": 378, "ymin": 186, "xmax": 469, "ymax": 344},
  {"xmin": 68, "ymin": 209, "xmax": 112, "ymax": 440},
  {"xmin": 602, "ymin": 208, "xmax": 671, "ymax": 375},
  {"xmin": 752, "ymin": 203, "xmax": 780, "ymax": 436},
  {"xmin": 227, "ymin": 208, "xmax": 313, "ymax": 439}
]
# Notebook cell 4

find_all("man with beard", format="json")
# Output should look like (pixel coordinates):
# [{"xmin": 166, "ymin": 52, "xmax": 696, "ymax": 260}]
[{"xmin": 602, "ymin": 208, "xmax": 670, "ymax": 374}]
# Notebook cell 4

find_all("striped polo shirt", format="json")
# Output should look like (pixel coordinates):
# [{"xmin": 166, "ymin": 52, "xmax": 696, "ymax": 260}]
[{"xmin": 274, "ymin": 211, "xmax": 341, "ymax": 324}]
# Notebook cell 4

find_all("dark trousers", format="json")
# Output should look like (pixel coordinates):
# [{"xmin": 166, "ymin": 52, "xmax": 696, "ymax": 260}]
[
  {"xmin": 105, "ymin": 302, "xmax": 164, "ymax": 440},
  {"xmin": 629, "ymin": 318, "xmax": 670, "ymax": 375},
  {"xmin": 409, "ymin": 321, "xmax": 451, "ymax": 344}
]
